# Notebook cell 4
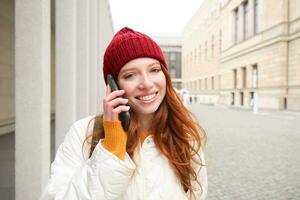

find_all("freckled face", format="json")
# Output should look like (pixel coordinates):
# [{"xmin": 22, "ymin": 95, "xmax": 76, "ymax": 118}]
[{"xmin": 117, "ymin": 57, "xmax": 166, "ymax": 115}]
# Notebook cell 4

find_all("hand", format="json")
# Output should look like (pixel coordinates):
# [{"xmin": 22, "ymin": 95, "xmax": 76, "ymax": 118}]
[{"xmin": 103, "ymin": 85, "xmax": 130, "ymax": 121}]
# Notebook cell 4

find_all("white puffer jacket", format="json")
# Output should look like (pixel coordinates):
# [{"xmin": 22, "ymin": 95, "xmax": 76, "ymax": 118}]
[{"xmin": 40, "ymin": 115, "xmax": 208, "ymax": 200}]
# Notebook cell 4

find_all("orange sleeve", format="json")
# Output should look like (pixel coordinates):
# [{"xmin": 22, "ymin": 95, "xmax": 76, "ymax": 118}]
[{"xmin": 102, "ymin": 120, "xmax": 127, "ymax": 160}]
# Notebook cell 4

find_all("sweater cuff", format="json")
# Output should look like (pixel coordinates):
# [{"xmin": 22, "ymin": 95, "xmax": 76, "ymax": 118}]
[{"xmin": 102, "ymin": 120, "xmax": 127, "ymax": 160}]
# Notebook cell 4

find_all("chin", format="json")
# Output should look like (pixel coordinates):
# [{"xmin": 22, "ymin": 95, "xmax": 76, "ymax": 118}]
[{"xmin": 132, "ymin": 104, "xmax": 161, "ymax": 115}]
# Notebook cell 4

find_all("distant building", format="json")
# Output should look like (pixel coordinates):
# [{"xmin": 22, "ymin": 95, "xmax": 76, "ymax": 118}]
[
  {"xmin": 183, "ymin": 0, "xmax": 300, "ymax": 111},
  {"xmin": 153, "ymin": 37, "xmax": 182, "ymax": 89}
]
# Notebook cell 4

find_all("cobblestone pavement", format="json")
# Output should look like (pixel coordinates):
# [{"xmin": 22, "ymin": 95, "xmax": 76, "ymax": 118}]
[{"xmin": 188, "ymin": 104, "xmax": 300, "ymax": 200}]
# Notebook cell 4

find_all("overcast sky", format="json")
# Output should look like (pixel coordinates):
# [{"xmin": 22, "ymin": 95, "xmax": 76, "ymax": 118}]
[{"xmin": 109, "ymin": 0, "xmax": 204, "ymax": 37}]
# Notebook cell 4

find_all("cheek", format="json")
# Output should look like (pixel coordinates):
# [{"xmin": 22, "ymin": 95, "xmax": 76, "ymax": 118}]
[
  {"xmin": 119, "ymin": 82, "xmax": 135, "ymax": 98},
  {"xmin": 158, "ymin": 74, "xmax": 167, "ymax": 91}
]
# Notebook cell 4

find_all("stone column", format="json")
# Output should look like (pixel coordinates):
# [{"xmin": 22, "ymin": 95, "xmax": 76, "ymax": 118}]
[
  {"xmin": 76, "ymin": 0, "xmax": 90, "ymax": 119},
  {"xmin": 248, "ymin": 0, "xmax": 255, "ymax": 36},
  {"xmin": 55, "ymin": 0, "xmax": 77, "ymax": 149},
  {"xmin": 88, "ymin": 0, "xmax": 99, "ymax": 114},
  {"xmin": 238, "ymin": 4, "xmax": 244, "ymax": 42},
  {"xmin": 98, "ymin": 0, "xmax": 114, "ymax": 112},
  {"xmin": 15, "ymin": 0, "xmax": 50, "ymax": 199}
]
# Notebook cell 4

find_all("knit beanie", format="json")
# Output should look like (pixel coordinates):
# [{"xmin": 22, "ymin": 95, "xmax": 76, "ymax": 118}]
[{"xmin": 103, "ymin": 27, "xmax": 167, "ymax": 83}]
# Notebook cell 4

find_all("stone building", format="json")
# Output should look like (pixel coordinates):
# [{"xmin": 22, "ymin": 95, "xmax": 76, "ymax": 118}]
[
  {"xmin": 153, "ymin": 36, "xmax": 182, "ymax": 89},
  {"xmin": 0, "ymin": 0, "xmax": 114, "ymax": 199},
  {"xmin": 183, "ymin": 0, "xmax": 300, "ymax": 111}
]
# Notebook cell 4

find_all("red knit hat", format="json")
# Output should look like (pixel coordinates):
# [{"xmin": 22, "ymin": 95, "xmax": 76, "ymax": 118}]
[{"xmin": 103, "ymin": 27, "xmax": 167, "ymax": 83}]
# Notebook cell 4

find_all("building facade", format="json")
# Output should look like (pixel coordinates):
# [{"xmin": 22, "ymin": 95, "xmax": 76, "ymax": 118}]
[
  {"xmin": 0, "ymin": 0, "xmax": 114, "ymax": 199},
  {"xmin": 153, "ymin": 37, "xmax": 182, "ymax": 89},
  {"xmin": 183, "ymin": 0, "xmax": 300, "ymax": 111}
]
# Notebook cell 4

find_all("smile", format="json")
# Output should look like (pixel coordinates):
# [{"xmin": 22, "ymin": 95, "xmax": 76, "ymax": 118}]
[{"xmin": 136, "ymin": 92, "xmax": 158, "ymax": 103}]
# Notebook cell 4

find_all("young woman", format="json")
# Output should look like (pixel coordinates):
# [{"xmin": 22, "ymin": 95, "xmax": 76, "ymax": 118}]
[{"xmin": 40, "ymin": 27, "xmax": 207, "ymax": 200}]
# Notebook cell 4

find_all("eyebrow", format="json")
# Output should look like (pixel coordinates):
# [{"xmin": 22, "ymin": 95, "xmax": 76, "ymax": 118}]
[{"xmin": 120, "ymin": 61, "xmax": 160, "ymax": 74}]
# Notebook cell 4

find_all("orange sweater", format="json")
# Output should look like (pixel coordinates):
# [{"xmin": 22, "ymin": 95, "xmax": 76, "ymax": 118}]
[{"xmin": 102, "ymin": 120, "xmax": 151, "ymax": 160}]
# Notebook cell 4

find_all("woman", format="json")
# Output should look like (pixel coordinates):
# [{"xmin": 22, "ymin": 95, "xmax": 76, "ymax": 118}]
[{"xmin": 40, "ymin": 27, "xmax": 207, "ymax": 200}]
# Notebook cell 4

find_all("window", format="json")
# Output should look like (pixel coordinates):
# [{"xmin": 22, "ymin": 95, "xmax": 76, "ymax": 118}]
[
  {"xmin": 234, "ymin": 8, "xmax": 239, "ymax": 44},
  {"xmin": 252, "ymin": 64, "xmax": 258, "ymax": 88},
  {"xmin": 243, "ymin": 1, "xmax": 249, "ymax": 39},
  {"xmin": 170, "ymin": 67, "xmax": 176, "ymax": 78},
  {"xmin": 254, "ymin": 0, "xmax": 259, "ymax": 34},
  {"xmin": 240, "ymin": 92, "xmax": 244, "ymax": 106},
  {"xmin": 170, "ymin": 52, "xmax": 176, "ymax": 61},
  {"xmin": 211, "ymin": 35, "xmax": 215, "ymax": 57},
  {"xmin": 211, "ymin": 76, "xmax": 215, "ymax": 90},
  {"xmin": 233, "ymin": 69, "xmax": 237, "ymax": 89},
  {"xmin": 242, "ymin": 67, "xmax": 247, "ymax": 88}
]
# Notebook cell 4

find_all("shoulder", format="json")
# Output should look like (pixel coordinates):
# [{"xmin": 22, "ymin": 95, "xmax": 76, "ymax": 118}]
[
  {"xmin": 71, "ymin": 115, "xmax": 97, "ymax": 132},
  {"xmin": 59, "ymin": 115, "xmax": 97, "ymax": 159},
  {"xmin": 64, "ymin": 115, "xmax": 97, "ymax": 145}
]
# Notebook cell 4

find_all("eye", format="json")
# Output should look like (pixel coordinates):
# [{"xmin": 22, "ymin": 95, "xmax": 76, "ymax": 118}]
[
  {"xmin": 150, "ymin": 67, "xmax": 161, "ymax": 73},
  {"xmin": 123, "ymin": 73, "xmax": 134, "ymax": 79}
]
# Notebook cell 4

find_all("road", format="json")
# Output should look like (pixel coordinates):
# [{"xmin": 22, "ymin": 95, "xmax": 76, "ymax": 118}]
[{"xmin": 188, "ymin": 104, "xmax": 300, "ymax": 200}]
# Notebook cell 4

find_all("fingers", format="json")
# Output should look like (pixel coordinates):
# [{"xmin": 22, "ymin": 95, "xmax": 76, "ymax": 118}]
[
  {"xmin": 112, "ymin": 105, "xmax": 130, "ymax": 116},
  {"xmin": 106, "ymin": 86, "xmax": 125, "ymax": 102},
  {"xmin": 103, "ymin": 84, "xmax": 129, "ymax": 121},
  {"xmin": 106, "ymin": 97, "xmax": 128, "ymax": 109}
]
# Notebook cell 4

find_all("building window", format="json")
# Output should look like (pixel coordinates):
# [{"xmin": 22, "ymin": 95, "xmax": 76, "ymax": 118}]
[
  {"xmin": 252, "ymin": 64, "xmax": 258, "ymax": 88},
  {"xmin": 243, "ymin": 1, "xmax": 249, "ymax": 39},
  {"xmin": 211, "ymin": 76, "xmax": 215, "ymax": 90},
  {"xmin": 233, "ymin": 8, "xmax": 239, "ymax": 44},
  {"xmin": 242, "ymin": 67, "xmax": 247, "ymax": 88},
  {"xmin": 240, "ymin": 92, "xmax": 244, "ymax": 106},
  {"xmin": 233, "ymin": 69, "xmax": 237, "ymax": 89},
  {"xmin": 211, "ymin": 35, "xmax": 215, "ymax": 57},
  {"xmin": 170, "ymin": 52, "xmax": 176, "ymax": 61},
  {"xmin": 170, "ymin": 67, "xmax": 176, "ymax": 78},
  {"xmin": 199, "ymin": 80, "xmax": 202, "ymax": 90},
  {"xmin": 205, "ymin": 40, "xmax": 208, "ymax": 60},
  {"xmin": 254, "ymin": 0, "xmax": 259, "ymax": 34}
]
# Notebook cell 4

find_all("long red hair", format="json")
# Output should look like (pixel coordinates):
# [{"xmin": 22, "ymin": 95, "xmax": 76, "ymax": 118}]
[{"xmin": 83, "ymin": 64, "xmax": 207, "ymax": 198}]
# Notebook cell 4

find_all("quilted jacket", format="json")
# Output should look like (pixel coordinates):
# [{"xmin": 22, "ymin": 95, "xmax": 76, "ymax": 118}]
[{"xmin": 40, "ymin": 115, "xmax": 207, "ymax": 200}]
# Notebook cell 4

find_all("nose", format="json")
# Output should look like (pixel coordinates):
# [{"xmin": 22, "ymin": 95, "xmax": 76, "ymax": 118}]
[{"xmin": 138, "ymin": 74, "xmax": 154, "ymax": 90}]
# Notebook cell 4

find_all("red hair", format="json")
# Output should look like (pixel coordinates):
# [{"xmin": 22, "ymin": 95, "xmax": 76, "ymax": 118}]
[{"xmin": 83, "ymin": 64, "xmax": 207, "ymax": 198}]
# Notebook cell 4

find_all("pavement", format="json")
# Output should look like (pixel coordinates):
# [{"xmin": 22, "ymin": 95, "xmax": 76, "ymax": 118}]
[
  {"xmin": 189, "ymin": 104, "xmax": 300, "ymax": 200},
  {"xmin": 0, "ymin": 104, "xmax": 300, "ymax": 199}
]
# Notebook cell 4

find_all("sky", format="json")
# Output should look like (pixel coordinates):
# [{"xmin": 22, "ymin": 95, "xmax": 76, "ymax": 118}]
[{"xmin": 109, "ymin": 0, "xmax": 204, "ymax": 37}]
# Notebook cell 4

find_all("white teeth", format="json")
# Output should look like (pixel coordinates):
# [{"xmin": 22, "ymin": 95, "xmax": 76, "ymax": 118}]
[{"xmin": 138, "ymin": 93, "xmax": 156, "ymax": 101}]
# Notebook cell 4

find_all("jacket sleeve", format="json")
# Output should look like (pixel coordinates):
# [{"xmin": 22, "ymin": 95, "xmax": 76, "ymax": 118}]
[{"xmin": 40, "ymin": 117, "xmax": 136, "ymax": 200}]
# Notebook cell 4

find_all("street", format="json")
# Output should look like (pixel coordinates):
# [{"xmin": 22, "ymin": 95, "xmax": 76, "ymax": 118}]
[
  {"xmin": 1, "ymin": 104, "xmax": 300, "ymax": 199},
  {"xmin": 189, "ymin": 104, "xmax": 300, "ymax": 200}
]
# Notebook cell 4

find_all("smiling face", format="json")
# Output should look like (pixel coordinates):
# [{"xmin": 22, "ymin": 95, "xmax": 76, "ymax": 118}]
[{"xmin": 117, "ymin": 57, "xmax": 167, "ymax": 117}]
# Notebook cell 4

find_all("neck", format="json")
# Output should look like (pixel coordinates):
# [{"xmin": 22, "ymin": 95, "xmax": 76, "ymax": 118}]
[{"xmin": 137, "ymin": 113, "xmax": 154, "ymax": 132}]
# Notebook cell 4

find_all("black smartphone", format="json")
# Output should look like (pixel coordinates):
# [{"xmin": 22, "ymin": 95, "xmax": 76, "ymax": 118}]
[{"xmin": 107, "ymin": 74, "xmax": 131, "ymax": 131}]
